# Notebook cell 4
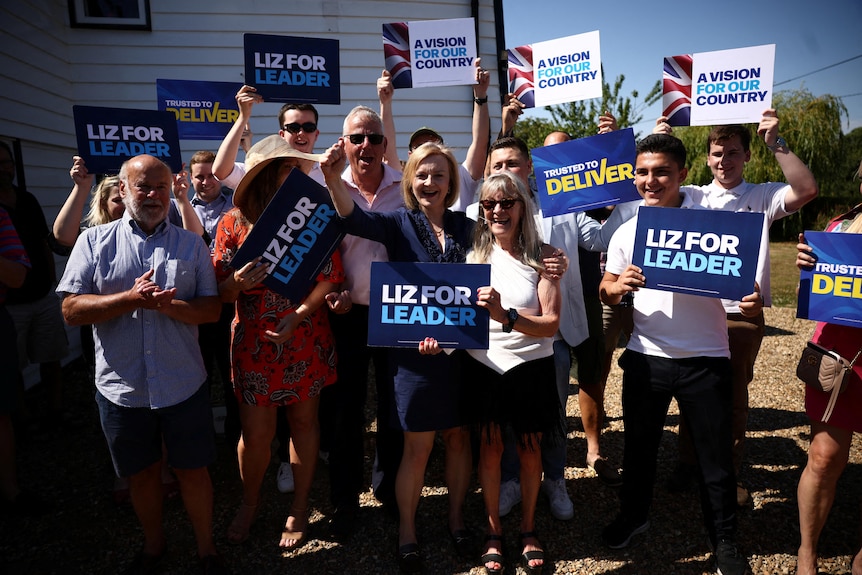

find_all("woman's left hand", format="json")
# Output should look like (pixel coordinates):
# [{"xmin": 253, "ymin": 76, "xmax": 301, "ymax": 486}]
[
  {"xmin": 264, "ymin": 312, "xmax": 302, "ymax": 344},
  {"xmin": 738, "ymin": 282, "xmax": 764, "ymax": 318},
  {"xmin": 542, "ymin": 248, "xmax": 568, "ymax": 280},
  {"xmin": 418, "ymin": 337, "xmax": 443, "ymax": 355}
]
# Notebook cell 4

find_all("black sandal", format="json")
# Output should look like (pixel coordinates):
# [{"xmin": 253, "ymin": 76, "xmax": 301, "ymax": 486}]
[
  {"xmin": 481, "ymin": 534, "xmax": 505, "ymax": 575},
  {"xmin": 396, "ymin": 542, "xmax": 422, "ymax": 574},
  {"xmin": 519, "ymin": 531, "xmax": 544, "ymax": 575},
  {"xmin": 448, "ymin": 527, "xmax": 473, "ymax": 558}
]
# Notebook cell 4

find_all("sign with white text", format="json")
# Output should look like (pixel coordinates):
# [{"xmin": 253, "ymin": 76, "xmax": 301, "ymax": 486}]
[
  {"xmin": 532, "ymin": 128, "xmax": 639, "ymax": 217},
  {"xmin": 632, "ymin": 207, "xmax": 763, "ymax": 300},
  {"xmin": 382, "ymin": 18, "xmax": 477, "ymax": 89},
  {"xmin": 244, "ymin": 33, "xmax": 340, "ymax": 104},
  {"xmin": 797, "ymin": 231, "xmax": 862, "ymax": 328},
  {"xmin": 157, "ymin": 79, "xmax": 241, "ymax": 140},
  {"xmin": 369, "ymin": 262, "xmax": 490, "ymax": 349},
  {"xmin": 507, "ymin": 30, "xmax": 601, "ymax": 109},
  {"xmin": 73, "ymin": 105, "xmax": 182, "ymax": 173},
  {"xmin": 230, "ymin": 169, "xmax": 345, "ymax": 304},
  {"xmin": 662, "ymin": 44, "xmax": 775, "ymax": 126}
]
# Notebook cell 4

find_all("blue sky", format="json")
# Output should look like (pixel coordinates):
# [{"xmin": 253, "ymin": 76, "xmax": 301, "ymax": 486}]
[{"xmin": 501, "ymin": 0, "xmax": 862, "ymax": 132}]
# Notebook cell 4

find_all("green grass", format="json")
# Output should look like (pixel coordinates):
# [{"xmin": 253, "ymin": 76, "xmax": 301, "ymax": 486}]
[{"xmin": 770, "ymin": 241, "xmax": 799, "ymax": 308}]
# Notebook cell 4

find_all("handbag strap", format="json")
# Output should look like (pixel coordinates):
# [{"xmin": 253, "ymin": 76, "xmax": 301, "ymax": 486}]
[{"xmin": 822, "ymin": 346, "xmax": 862, "ymax": 423}]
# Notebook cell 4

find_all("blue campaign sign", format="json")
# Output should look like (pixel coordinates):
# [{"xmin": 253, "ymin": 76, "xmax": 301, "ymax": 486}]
[
  {"xmin": 244, "ymin": 33, "xmax": 340, "ymax": 104},
  {"xmin": 369, "ymin": 262, "xmax": 491, "ymax": 349},
  {"xmin": 532, "ymin": 128, "xmax": 640, "ymax": 218},
  {"xmin": 73, "ymin": 106, "xmax": 182, "ymax": 173},
  {"xmin": 632, "ymin": 207, "xmax": 763, "ymax": 300},
  {"xmin": 230, "ymin": 169, "xmax": 345, "ymax": 304},
  {"xmin": 797, "ymin": 231, "xmax": 862, "ymax": 328},
  {"xmin": 157, "ymin": 79, "xmax": 241, "ymax": 140}
]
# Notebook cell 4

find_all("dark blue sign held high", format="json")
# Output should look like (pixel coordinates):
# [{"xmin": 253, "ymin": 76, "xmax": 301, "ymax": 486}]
[
  {"xmin": 230, "ymin": 169, "xmax": 345, "ymax": 304},
  {"xmin": 73, "ymin": 105, "xmax": 182, "ymax": 173},
  {"xmin": 244, "ymin": 33, "xmax": 341, "ymax": 104}
]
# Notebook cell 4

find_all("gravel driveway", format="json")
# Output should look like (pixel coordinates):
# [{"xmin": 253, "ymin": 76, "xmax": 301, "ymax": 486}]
[{"xmin": 2, "ymin": 307, "xmax": 859, "ymax": 575}]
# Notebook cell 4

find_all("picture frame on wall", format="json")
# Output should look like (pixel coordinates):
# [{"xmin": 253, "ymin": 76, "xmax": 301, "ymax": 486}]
[{"xmin": 68, "ymin": 0, "xmax": 151, "ymax": 30}]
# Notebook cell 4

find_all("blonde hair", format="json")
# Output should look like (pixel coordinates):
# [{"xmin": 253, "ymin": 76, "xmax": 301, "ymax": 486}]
[
  {"xmin": 468, "ymin": 172, "xmax": 544, "ymax": 272},
  {"xmin": 86, "ymin": 175, "xmax": 121, "ymax": 226},
  {"xmin": 400, "ymin": 142, "xmax": 460, "ymax": 210},
  {"xmin": 846, "ymin": 158, "xmax": 862, "ymax": 234}
]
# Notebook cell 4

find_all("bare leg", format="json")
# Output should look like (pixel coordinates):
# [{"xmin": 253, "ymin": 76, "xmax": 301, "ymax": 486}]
[
  {"xmin": 280, "ymin": 397, "xmax": 320, "ymax": 549},
  {"xmin": 478, "ymin": 425, "xmax": 504, "ymax": 572},
  {"xmin": 796, "ymin": 421, "xmax": 851, "ymax": 575},
  {"xmin": 396, "ymin": 431, "xmax": 435, "ymax": 547},
  {"xmin": 128, "ymin": 461, "xmax": 166, "ymax": 557},
  {"xmin": 442, "ymin": 426, "xmax": 471, "ymax": 534},
  {"xmin": 518, "ymin": 435, "xmax": 544, "ymax": 571},
  {"xmin": 229, "ymin": 404, "xmax": 276, "ymax": 543},
  {"xmin": 174, "ymin": 466, "xmax": 217, "ymax": 558},
  {"xmin": 579, "ymin": 381, "xmax": 605, "ymax": 465}
]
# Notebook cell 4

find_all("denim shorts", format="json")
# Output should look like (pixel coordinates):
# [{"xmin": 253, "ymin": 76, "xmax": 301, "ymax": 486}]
[{"xmin": 96, "ymin": 383, "xmax": 215, "ymax": 477}]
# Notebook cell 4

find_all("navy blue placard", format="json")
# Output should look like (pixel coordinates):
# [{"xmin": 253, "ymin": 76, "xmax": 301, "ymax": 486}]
[
  {"xmin": 632, "ymin": 207, "xmax": 763, "ymax": 300},
  {"xmin": 369, "ymin": 262, "xmax": 491, "ymax": 349},
  {"xmin": 230, "ymin": 169, "xmax": 345, "ymax": 304},
  {"xmin": 157, "ymin": 79, "xmax": 242, "ymax": 140},
  {"xmin": 797, "ymin": 231, "xmax": 862, "ymax": 328},
  {"xmin": 531, "ymin": 128, "xmax": 640, "ymax": 218},
  {"xmin": 73, "ymin": 106, "xmax": 182, "ymax": 173},
  {"xmin": 244, "ymin": 33, "xmax": 340, "ymax": 104}
]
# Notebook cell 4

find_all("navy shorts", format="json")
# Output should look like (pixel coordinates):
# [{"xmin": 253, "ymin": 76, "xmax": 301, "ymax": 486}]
[{"xmin": 96, "ymin": 383, "xmax": 216, "ymax": 477}]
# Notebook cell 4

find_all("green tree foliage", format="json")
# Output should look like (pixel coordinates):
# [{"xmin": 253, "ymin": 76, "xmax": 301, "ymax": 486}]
[
  {"xmin": 547, "ymin": 73, "xmax": 661, "ymax": 139},
  {"xmin": 671, "ymin": 89, "xmax": 847, "ymax": 191},
  {"xmin": 511, "ymin": 73, "xmax": 661, "ymax": 150}
]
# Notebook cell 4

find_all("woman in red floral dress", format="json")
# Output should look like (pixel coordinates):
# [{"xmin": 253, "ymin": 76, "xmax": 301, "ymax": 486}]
[{"xmin": 214, "ymin": 136, "xmax": 343, "ymax": 550}]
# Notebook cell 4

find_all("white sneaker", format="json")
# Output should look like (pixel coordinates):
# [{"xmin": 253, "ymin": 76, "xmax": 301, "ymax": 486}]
[
  {"xmin": 541, "ymin": 477, "xmax": 574, "ymax": 521},
  {"xmin": 277, "ymin": 461, "xmax": 295, "ymax": 493},
  {"xmin": 498, "ymin": 479, "xmax": 522, "ymax": 517}
]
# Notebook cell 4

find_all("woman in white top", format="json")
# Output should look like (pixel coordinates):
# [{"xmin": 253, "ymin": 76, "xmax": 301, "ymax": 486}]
[{"xmin": 465, "ymin": 172, "xmax": 562, "ymax": 575}]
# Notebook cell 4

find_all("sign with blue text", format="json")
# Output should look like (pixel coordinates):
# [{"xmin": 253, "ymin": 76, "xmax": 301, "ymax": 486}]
[
  {"xmin": 230, "ymin": 169, "xmax": 344, "ymax": 304},
  {"xmin": 382, "ymin": 17, "xmax": 477, "ymax": 89},
  {"xmin": 244, "ymin": 33, "xmax": 340, "ymax": 104},
  {"xmin": 632, "ymin": 207, "xmax": 763, "ymax": 300},
  {"xmin": 73, "ymin": 106, "xmax": 182, "ymax": 173},
  {"xmin": 157, "ymin": 79, "xmax": 241, "ymax": 140},
  {"xmin": 797, "ymin": 231, "xmax": 862, "ymax": 328},
  {"xmin": 532, "ymin": 128, "xmax": 639, "ymax": 217},
  {"xmin": 369, "ymin": 262, "xmax": 490, "ymax": 349},
  {"xmin": 507, "ymin": 30, "xmax": 601, "ymax": 109}
]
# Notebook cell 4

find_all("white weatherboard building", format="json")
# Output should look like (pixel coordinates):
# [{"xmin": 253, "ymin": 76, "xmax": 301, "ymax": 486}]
[{"xmin": 0, "ymin": 0, "xmax": 510, "ymax": 380}]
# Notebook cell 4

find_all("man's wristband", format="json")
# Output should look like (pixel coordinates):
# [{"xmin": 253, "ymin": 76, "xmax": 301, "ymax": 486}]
[
  {"xmin": 473, "ymin": 96, "xmax": 488, "ymax": 106},
  {"xmin": 767, "ymin": 136, "xmax": 787, "ymax": 152}
]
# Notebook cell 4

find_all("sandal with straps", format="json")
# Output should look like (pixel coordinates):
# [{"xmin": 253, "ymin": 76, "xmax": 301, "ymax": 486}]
[
  {"xmin": 227, "ymin": 502, "xmax": 259, "ymax": 545},
  {"xmin": 481, "ymin": 533, "xmax": 505, "ymax": 575},
  {"xmin": 519, "ymin": 531, "xmax": 544, "ymax": 575},
  {"xmin": 279, "ymin": 507, "xmax": 308, "ymax": 551}
]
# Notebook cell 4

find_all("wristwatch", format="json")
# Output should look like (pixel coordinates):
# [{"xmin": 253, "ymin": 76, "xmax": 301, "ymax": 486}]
[
  {"xmin": 767, "ymin": 136, "xmax": 787, "ymax": 152},
  {"xmin": 502, "ymin": 308, "xmax": 518, "ymax": 333},
  {"xmin": 473, "ymin": 96, "xmax": 488, "ymax": 106}
]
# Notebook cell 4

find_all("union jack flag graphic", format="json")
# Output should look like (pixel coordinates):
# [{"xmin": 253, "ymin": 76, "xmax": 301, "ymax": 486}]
[
  {"xmin": 383, "ymin": 22, "xmax": 412, "ymax": 89},
  {"xmin": 507, "ymin": 45, "xmax": 535, "ymax": 108},
  {"xmin": 663, "ymin": 54, "xmax": 692, "ymax": 126}
]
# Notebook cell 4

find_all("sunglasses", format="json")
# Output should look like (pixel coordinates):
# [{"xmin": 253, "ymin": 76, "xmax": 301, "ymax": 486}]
[
  {"xmin": 479, "ymin": 198, "xmax": 520, "ymax": 211},
  {"xmin": 346, "ymin": 133, "xmax": 384, "ymax": 145},
  {"xmin": 282, "ymin": 122, "xmax": 317, "ymax": 134}
]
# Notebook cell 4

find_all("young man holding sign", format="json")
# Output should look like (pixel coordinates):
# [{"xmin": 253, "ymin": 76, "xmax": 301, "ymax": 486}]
[
  {"xmin": 654, "ymin": 110, "xmax": 818, "ymax": 504},
  {"xmin": 599, "ymin": 134, "xmax": 762, "ymax": 575}
]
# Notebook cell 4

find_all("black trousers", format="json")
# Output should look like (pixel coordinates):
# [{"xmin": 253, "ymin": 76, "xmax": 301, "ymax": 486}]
[
  {"xmin": 619, "ymin": 350, "xmax": 737, "ymax": 544},
  {"xmin": 320, "ymin": 305, "xmax": 402, "ymax": 510}
]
